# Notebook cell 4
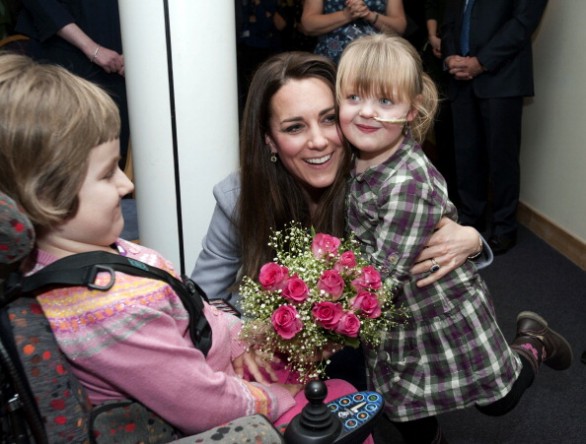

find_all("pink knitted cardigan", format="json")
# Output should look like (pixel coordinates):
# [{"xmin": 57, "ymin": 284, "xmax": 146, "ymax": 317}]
[{"xmin": 30, "ymin": 239, "xmax": 295, "ymax": 434}]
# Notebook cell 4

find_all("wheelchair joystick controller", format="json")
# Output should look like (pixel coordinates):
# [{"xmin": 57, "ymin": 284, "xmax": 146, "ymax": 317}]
[
  {"xmin": 284, "ymin": 380, "xmax": 341, "ymax": 444},
  {"xmin": 283, "ymin": 379, "xmax": 385, "ymax": 444}
]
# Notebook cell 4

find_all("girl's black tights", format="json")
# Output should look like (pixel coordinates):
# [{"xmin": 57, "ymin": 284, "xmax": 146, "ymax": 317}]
[
  {"xmin": 390, "ymin": 355, "xmax": 535, "ymax": 443},
  {"xmin": 476, "ymin": 354, "xmax": 535, "ymax": 416},
  {"xmin": 391, "ymin": 416, "xmax": 442, "ymax": 444}
]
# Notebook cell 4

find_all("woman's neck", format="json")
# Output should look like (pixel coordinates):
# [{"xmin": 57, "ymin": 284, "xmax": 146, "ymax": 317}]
[{"xmin": 302, "ymin": 186, "xmax": 325, "ymax": 221}]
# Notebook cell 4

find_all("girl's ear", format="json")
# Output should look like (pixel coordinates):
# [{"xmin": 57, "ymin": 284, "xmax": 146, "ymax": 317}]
[
  {"xmin": 406, "ymin": 95, "xmax": 422, "ymax": 122},
  {"xmin": 406, "ymin": 107, "xmax": 419, "ymax": 122}
]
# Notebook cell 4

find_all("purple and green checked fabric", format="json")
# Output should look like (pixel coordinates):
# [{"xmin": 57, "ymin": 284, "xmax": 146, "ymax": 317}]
[{"xmin": 346, "ymin": 136, "xmax": 522, "ymax": 421}]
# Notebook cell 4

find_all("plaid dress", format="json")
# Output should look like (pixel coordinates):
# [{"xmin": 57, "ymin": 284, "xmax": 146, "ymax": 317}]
[{"xmin": 346, "ymin": 136, "xmax": 522, "ymax": 422}]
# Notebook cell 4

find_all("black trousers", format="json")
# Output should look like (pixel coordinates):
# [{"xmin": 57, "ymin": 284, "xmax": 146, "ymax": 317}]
[{"xmin": 450, "ymin": 82, "xmax": 523, "ymax": 236}]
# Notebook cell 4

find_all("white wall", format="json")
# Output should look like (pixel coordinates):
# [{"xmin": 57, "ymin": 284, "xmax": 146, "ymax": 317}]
[{"xmin": 520, "ymin": 0, "xmax": 586, "ymax": 242}]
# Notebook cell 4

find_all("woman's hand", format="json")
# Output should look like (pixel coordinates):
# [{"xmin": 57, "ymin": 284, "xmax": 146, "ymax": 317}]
[
  {"xmin": 411, "ymin": 218, "xmax": 481, "ymax": 287},
  {"xmin": 57, "ymin": 23, "xmax": 125, "ymax": 76},
  {"xmin": 346, "ymin": 0, "xmax": 369, "ymax": 20},
  {"xmin": 93, "ymin": 47, "xmax": 125, "ymax": 76},
  {"xmin": 233, "ymin": 349, "xmax": 279, "ymax": 385},
  {"xmin": 429, "ymin": 35, "xmax": 442, "ymax": 58}
]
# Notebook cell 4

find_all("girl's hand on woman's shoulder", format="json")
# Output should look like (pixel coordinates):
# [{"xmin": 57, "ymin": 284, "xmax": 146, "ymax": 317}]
[{"xmin": 411, "ymin": 218, "xmax": 481, "ymax": 287}]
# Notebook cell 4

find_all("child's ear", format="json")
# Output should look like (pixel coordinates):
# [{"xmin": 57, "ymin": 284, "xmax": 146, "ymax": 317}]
[
  {"xmin": 406, "ymin": 107, "xmax": 419, "ymax": 122},
  {"xmin": 407, "ymin": 95, "xmax": 422, "ymax": 122}
]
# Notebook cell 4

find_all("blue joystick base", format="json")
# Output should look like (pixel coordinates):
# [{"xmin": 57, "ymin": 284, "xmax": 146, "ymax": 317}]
[
  {"xmin": 283, "ymin": 381, "xmax": 384, "ymax": 444},
  {"xmin": 327, "ymin": 391, "xmax": 384, "ymax": 443}
]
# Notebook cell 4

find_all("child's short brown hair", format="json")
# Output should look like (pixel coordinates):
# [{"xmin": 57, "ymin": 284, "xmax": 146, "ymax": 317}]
[{"xmin": 0, "ymin": 53, "xmax": 120, "ymax": 232}]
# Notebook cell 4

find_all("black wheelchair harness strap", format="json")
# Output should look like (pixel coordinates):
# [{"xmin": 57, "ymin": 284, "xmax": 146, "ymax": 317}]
[{"xmin": 8, "ymin": 251, "xmax": 212, "ymax": 356}]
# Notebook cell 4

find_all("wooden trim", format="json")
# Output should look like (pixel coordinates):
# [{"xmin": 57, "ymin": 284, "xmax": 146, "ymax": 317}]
[
  {"xmin": 517, "ymin": 202, "xmax": 586, "ymax": 271},
  {"xmin": 0, "ymin": 34, "xmax": 29, "ymax": 48}
]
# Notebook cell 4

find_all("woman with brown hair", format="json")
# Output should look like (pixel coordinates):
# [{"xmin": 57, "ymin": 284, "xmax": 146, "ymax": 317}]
[{"xmin": 191, "ymin": 51, "xmax": 489, "ymax": 310}]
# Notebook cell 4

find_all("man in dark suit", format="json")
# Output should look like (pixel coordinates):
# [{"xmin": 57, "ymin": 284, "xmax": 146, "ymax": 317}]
[{"xmin": 441, "ymin": 0, "xmax": 548, "ymax": 254}]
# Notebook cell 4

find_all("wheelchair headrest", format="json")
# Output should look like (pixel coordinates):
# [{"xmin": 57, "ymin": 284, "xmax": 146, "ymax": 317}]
[{"xmin": 0, "ymin": 191, "xmax": 35, "ymax": 265}]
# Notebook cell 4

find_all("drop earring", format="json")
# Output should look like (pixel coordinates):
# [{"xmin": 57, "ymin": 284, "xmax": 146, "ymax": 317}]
[{"xmin": 270, "ymin": 152, "xmax": 278, "ymax": 163}]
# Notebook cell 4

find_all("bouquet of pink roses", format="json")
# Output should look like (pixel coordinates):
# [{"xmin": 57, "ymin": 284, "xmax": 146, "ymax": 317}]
[{"xmin": 239, "ymin": 223, "xmax": 404, "ymax": 383}]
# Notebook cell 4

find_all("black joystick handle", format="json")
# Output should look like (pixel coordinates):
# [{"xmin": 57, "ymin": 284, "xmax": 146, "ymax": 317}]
[{"xmin": 284, "ymin": 381, "xmax": 342, "ymax": 444}]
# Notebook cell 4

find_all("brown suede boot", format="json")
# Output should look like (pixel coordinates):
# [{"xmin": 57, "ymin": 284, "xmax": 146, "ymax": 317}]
[{"xmin": 512, "ymin": 311, "xmax": 573, "ymax": 372}]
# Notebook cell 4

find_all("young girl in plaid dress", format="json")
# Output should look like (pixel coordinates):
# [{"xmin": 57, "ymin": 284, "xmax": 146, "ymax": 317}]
[{"xmin": 336, "ymin": 34, "xmax": 573, "ymax": 444}]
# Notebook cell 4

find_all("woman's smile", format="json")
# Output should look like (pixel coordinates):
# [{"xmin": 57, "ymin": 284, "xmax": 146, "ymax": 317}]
[{"xmin": 305, "ymin": 153, "xmax": 333, "ymax": 165}]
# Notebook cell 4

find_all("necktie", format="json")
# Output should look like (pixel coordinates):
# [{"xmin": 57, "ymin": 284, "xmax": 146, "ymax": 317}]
[{"xmin": 460, "ymin": 0, "xmax": 476, "ymax": 56}]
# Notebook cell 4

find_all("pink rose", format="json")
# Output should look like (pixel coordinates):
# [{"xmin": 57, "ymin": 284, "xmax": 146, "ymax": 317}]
[
  {"xmin": 271, "ymin": 305, "xmax": 303, "ymax": 339},
  {"xmin": 258, "ymin": 262, "xmax": 289, "ymax": 290},
  {"xmin": 352, "ymin": 265, "xmax": 382, "ymax": 292},
  {"xmin": 282, "ymin": 275, "xmax": 310, "ymax": 303},
  {"xmin": 311, "ymin": 233, "xmax": 341, "ymax": 259},
  {"xmin": 335, "ymin": 312, "xmax": 361, "ymax": 337},
  {"xmin": 312, "ymin": 301, "xmax": 344, "ymax": 330},
  {"xmin": 334, "ymin": 251, "xmax": 357, "ymax": 274},
  {"xmin": 350, "ymin": 291, "xmax": 382, "ymax": 319},
  {"xmin": 317, "ymin": 269, "xmax": 345, "ymax": 300}
]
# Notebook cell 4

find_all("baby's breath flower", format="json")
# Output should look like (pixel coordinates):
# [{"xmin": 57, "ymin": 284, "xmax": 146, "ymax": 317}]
[{"xmin": 239, "ymin": 221, "xmax": 406, "ymax": 383}]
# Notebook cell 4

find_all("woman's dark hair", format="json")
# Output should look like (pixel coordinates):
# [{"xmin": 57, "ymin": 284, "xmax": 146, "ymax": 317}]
[{"xmin": 238, "ymin": 51, "xmax": 351, "ymax": 281}]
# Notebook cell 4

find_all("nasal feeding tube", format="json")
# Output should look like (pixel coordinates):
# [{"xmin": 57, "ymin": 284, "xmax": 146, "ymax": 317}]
[{"xmin": 373, "ymin": 116, "xmax": 408, "ymax": 124}]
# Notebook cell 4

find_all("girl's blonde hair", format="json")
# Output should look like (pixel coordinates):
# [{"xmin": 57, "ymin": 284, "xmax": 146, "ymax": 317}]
[
  {"xmin": 336, "ymin": 33, "xmax": 438, "ymax": 143},
  {"xmin": 0, "ymin": 53, "xmax": 120, "ymax": 232}
]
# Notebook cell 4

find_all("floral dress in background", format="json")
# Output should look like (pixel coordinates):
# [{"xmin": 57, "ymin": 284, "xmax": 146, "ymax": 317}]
[{"xmin": 314, "ymin": 0, "xmax": 387, "ymax": 62}]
